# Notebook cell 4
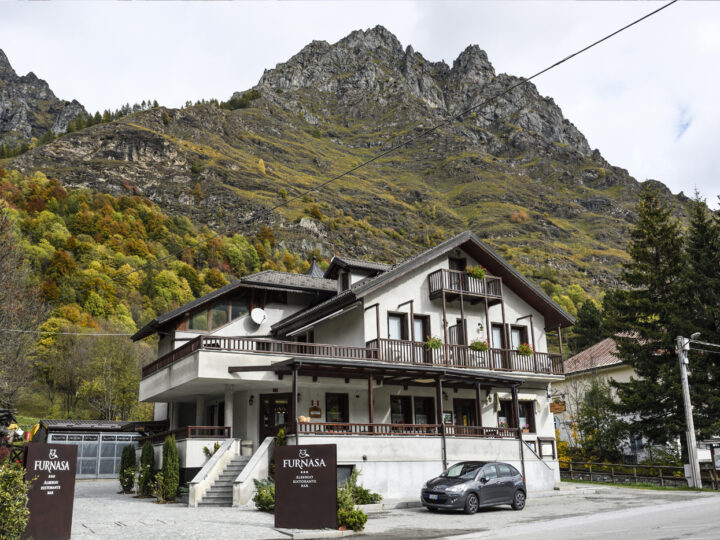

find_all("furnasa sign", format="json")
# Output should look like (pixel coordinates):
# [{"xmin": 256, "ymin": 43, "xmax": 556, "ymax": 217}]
[
  {"xmin": 24, "ymin": 443, "xmax": 78, "ymax": 540},
  {"xmin": 32, "ymin": 448, "xmax": 71, "ymax": 472},
  {"xmin": 275, "ymin": 444, "xmax": 337, "ymax": 529}
]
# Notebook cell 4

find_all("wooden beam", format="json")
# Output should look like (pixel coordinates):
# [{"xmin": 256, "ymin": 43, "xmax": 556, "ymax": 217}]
[
  {"xmin": 476, "ymin": 383, "xmax": 483, "ymax": 427},
  {"xmin": 291, "ymin": 366, "xmax": 298, "ymax": 435},
  {"xmin": 368, "ymin": 376, "xmax": 374, "ymax": 424}
]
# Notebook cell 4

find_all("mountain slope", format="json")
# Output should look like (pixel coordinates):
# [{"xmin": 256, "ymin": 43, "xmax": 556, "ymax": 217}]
[
  {"xmin": 7, "ymin": 26, "xmax": 687, "ymax": 301},
  {"xmin": 0, "ymin": 49, "xmax": 86, "ymax": 148}
]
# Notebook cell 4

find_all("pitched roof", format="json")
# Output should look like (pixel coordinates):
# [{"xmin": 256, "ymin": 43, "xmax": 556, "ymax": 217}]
[
  {"xmin": 563, "ymin": 338, "xmax": 622, "ymax": 375},
  {"xmin": 132, "ymin": 270, "xmax": 336, "ymax": 341},
  {"xmin": 306, "ymin": 257, "xmax": 325, "ymax": 278},
  {"xmin": 273, "ymin": 231, "xmax": 575, "ymax": 334},
  {"xmin": 324, "ymin": 256, "xmax": 392, "ymax": 279}
]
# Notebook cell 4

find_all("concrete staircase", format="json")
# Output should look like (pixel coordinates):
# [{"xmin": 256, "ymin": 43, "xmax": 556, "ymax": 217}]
[{"xmin": 197, "ymin": 455, "xmax": 250, "ymax": 507}]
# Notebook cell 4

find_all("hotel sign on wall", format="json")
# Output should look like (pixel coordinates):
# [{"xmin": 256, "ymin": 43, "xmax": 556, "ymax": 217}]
[
  {"xmin": 549, "ymin": 401, "xmax": 566, "ymax": 414},
  {"xmin": 274, "ymin": 444, "xmax": 337, "ymax": 529},
  {"xmin": 24, "ymin": 443, "xmax": 78, "ymax": 540}
]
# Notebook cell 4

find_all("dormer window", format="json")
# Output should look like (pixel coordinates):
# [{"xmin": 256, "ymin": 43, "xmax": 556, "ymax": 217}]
[{"xmin": 184, "ymin": 293, "xmax": 249, "ymax": 332}]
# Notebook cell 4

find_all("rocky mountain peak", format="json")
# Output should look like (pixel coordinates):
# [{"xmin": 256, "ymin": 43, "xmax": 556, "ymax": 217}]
[
  {"xmin": 451, "ymin": 44, "xmax": 495, "ymax": 82},
  {"xmin": 338, "ymin": 25, "xmax": 404, "ymax": 55},
  {"xmin": 0, "ymin": 49, "xmax": 86, "ymax": 147}
]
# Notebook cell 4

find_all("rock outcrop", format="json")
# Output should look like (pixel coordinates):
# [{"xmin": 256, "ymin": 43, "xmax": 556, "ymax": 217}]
[{"xmin": 0, "ymin": 49, "xmax": 86, "ymax": 147}]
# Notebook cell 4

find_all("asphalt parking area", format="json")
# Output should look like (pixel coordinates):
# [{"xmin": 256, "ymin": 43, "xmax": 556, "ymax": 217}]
[{"xmin": 70, "ymin": 481, "xmax": 720, "ymax": 539}]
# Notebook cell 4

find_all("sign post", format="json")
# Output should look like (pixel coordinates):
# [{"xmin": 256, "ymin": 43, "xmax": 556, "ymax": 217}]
[
  {"xmin": 24, "ymin": 443, "xmax": 78, "ymax": 540},
  {"xmin": 274, "ymin": 444, "xmax": 337, "ymax": 529}
]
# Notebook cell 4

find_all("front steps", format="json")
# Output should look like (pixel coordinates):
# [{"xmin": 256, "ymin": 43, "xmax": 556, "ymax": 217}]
[{"xmin": 197, "ymin": 455, "xmax": 250, "ymax": 507}]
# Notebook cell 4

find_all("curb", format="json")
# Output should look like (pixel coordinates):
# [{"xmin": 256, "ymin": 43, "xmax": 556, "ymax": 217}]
[{"xmin": 275, "ymin": 528, "xmax": 358, "ymax": 539}]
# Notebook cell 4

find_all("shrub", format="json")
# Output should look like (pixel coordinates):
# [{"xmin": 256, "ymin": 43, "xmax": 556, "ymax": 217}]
[
  {"xmin": 276, "ymin": 427, "xmax": 287, "ymax": 447},
  {"xmin": 119, "ymin": 444, "xmax": 136, "ymax": 493},
  {"xmin": 203, "ymin": 441, "xmax": 221, "ymax": 458},
  {"xmin": 221, "ymin": 90, "xmax": 261, "ymax": 110},
  {"xmin": 337, "ymin": 480, "xmax": 355, "ymax": 511},
  {"xmin": 161, "ymin": 435, "xmax": 179, "ymax": 501},
  {"xmin": 509, "ymin": 210, "xmax": 530, "ymax": 223},
  {"xmin": 470, "ymin": 339, "xmax": 490, "ymax": 352},
  {"xmin": 338, "ymin": 508, "xmax": 367, "ymax": 531},
  {"xmin": 347, "ymin": 468, "xmax": 382, "ymax": 505},
  {"xmin": 257, "ymin": 159, "xmax": 266, "ymax": 175},
  {"xmin": 137, "ymin": 442, "xmax": 155, "ymax": 497},
  {"xmin": 253, "ymin": 478, "xmax": 275, "ymax": 512},
  {"xmin": 278, "ymin": 188, "xmax": 287, "ymax": 200},
  {"xmin": 0, "ymin": 462, "xmax": 30, "ymax": 538},
  {"xmin": 152, "ymin": 471, "xmax": 166, "ymax": 503}
]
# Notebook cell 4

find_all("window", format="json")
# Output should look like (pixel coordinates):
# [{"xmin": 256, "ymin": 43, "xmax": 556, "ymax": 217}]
[
  {"xmin": 518, "ymin": 401, "xmax": 536, "ymax": 433},
  {"xmin": 391, "ymin": 396, "xmax": 412, "ymax": 424},
  {"xmin": 449, "ymin": 257, "xmax": 467, "ymax": 271},
  {"xmin": 188, "ymin": 310, "xmax": 208, "ymax": 331},
  {"xmin": 413, "ymin": 315, "xmax": 430, "ymax": 342},
  {"xmin": 491, "ymin": 324, "xmax": 505, "ymax": 349},
  {"xmin": 340, "ymin": 272, "xmax": 349, "ymax": 291},
  {"xmin": 267, "ymin": 290, "xmax": 287, "ymax": 305},
  {"xmin": 443, "ymin": 462, "xmax": 483, "ymax": 479},
  {"xmin": 388, "ymin": 313, "xmax": 408, "ymax": 340},
  {"xmin": 481, "ymin": 464, "xmax": 498, "ymax": 479},
  {"xmin": 498, "ymin": 463, "xmax": 518, "ymax": 477},
  {"xmin": 510, "ymin": 326, "xmax": 529, "ymax": 349},
  {"xmin": 210, "ymin": 301, "xmax": 229, "ymax": 329},
  {"xmin": 413, "ymin": 397, "xmax": 435, "ymax": 424},
  {"xmin": 326, "ymin": 393, "xmax": 349, "ymax": 423},
  {"xmin": 498, "ymin": 400, "xmax": 514, "ymax": 428}
]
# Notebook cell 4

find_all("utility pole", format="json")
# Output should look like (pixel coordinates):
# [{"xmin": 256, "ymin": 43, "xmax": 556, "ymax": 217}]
[{"xmin": 677, "ymin": 335, "xmax": 702, "ymax": 488}]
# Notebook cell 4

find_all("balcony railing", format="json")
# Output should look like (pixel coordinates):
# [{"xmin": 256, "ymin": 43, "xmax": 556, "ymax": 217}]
[
  {"xmin": 366, "ymin": 339, "xmax": 563, "ymax": 375},
  {"xmin": 138, "ymin": 425, "xmax": 231, "ymax": 446},
  {"xmin": 295, "ymin": 422, "xmax": 519, "ymax": 439},
  {"xmin": 141, "ymin": 335, "xmax": 563, "ymax": 378},
  {"xmin": 428, "ymin": 269, "xmax": 502, "ymax": 300}
]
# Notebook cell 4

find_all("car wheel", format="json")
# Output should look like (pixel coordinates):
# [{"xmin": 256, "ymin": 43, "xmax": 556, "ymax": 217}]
[
  {"xmin": 463, "ymin": 493, "xmax": 479, "ymax": 515},
  {"xmin": 511, "ymin": 490, "xmax": 526, "ymax": 511}
]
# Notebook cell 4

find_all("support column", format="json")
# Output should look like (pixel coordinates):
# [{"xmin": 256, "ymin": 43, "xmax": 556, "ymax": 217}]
[
  {"xmin": 512, "ymin": 385, "xmax": 526, "ymax": 482},
  {"xmin": 475, "ymin": 384, "xmax": 483, "ymax": 428},
  {"xmin": 436, "ymin": 378, "xmax": 447, "ymax": 469},
  {"xmin": 224, "ymin": 388, "xmax": 234, "ymax": 438},
  {"xmin": 484, "ymin": 298, "xmax": 491, "ymax": 346},
  {"xmin": 368, "ymin": 376, "xmax": 374, "ymax": 425},
  {"xmin": 195, "ymin": 395, "xmax": 205, "ymax": 426},
  {"xmin": 442, "ymin": 291, "xmax": 449, "ymax": 365},
  {"xmin": 376, "ymin": 304, "xmax": 382, "ymax": 362},
  {"xmin": 557, "ymin": 325, "xmax": 564, "ymax": 358},
  {"xmin": 500, "ymin": 281, "xmax": 509, "ymax": 369},
  {"xmin": 169, "ymin": 402, "xmax": 179, "ymax": 430}
]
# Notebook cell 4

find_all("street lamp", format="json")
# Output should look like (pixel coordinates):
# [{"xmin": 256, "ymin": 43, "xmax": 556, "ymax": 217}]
[{"xmin": 677, "ymin": 334, "xmax": 702, "ymax": 488}]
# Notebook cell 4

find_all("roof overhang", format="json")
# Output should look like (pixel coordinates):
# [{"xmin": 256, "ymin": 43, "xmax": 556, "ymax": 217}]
[{"xmin": 229, "ymin": 357, "xmax": 525, "ymax": 388}]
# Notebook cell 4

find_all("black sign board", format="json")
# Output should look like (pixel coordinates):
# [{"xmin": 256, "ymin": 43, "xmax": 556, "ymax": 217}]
[
  {"xmin": 24, "ymin": 443, "xmax": 78, "ymax": 540},
  {"xmin": 274, "ymin": 444, "xmax": 337, "ymax": 530}
]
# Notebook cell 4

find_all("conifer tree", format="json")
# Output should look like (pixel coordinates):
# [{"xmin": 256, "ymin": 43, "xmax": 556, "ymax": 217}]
[
  {"xmin": 569, "ymin": 301, "xmax": 605, "ymax": 353},
  {"xmin": 604, "ymin": 185, "xmax": 686, "ymax": 448},
  {"xmin": 161, "ymin": 435, "xmax": 179, "ymax": 501}
]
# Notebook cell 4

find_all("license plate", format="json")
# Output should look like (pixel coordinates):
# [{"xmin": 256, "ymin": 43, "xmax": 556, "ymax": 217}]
[{"xmin": 428, "ymin": 494, "xmax": 438, "ymax": 500}]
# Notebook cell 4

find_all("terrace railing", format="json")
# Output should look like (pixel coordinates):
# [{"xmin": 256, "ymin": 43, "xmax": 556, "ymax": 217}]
[
  {"xmin": 295, "ymin": 422, "xmax": 519, "ymax": 439},
  {"xmin": 138, "ymin": 425, "xmax": 231, "ymax": 446},
  {"xmin": 142, "ymin": 335, "xmax": 563, "ymax": 378}
]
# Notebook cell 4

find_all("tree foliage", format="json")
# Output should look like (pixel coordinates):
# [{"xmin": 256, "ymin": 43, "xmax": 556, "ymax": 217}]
[
  {"xmin": 161, "ymin": 435, "xmax": 179, "ymax": 501},
  {"xmin": 0, "ymin": 462, "xmax": 31, "ymax": 540},
  {"xmin": 568, "ymin": 301, "xmax": 606, "ymax": 353},
  {"xmin": 119, "ymin": 444, "xmax": 136, "ymax": 493},
  {"xmin": 138, "ymin": 441, "xmax": 156, "ymax": 497}
]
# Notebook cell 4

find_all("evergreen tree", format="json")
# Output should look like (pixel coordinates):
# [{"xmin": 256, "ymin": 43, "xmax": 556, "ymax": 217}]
[
  {"xmin": 119, "ymin": 444, "xmax": 136, "ymax": 493},
  {"xmin": 161, "ymin": 435, "xmax": 179, "ymax": 501},
  {"xmin": 678, "ymin": 194, "xmax": 720, "ymax": 438},
  {"xmin": 604, "ymin": 185, "xmax": 686, "ymax": 448},
  {"xmin": 137, "ymin": 441, "xmax": 156, "ymax": 497},
  {"xmin": 569, "ymin": 301, "xmax": 605, "ymax": 353}
]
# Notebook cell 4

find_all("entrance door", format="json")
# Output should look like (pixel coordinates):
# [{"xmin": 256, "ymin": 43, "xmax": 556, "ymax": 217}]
[
  {"xmin": 259, "ymin": 393, "xmax": 292, "ymax": 440},
  {"xmin": 453, "ymin": 398, "xmax": 477, "ymax": 435},
  {"xmin": 491, "ymin": 324, "xmax": 506, "ymax": 369}
]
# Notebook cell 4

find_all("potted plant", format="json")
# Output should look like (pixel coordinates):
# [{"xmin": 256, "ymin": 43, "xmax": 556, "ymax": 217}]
[
  {"xmin": 470, "ymin": 339, "xmax": 490, "ymax": 352},
  {"xmin": 466, "ymin": 265, "xmax": 486, "ymax": 280},
  {"xmin": 522, "ymin": 424, "xmax": 531, "ymax": 434},
  {"xmin": 517, "ymin": 343, "xmax": 534, "ymax": 356},
  {"xmin": 425, "ymin": 336, "xmax": 442, "ymax": 350},
  {"xmin": 498, "ymin": 421, "xmax": 508, "ymax": 428}
]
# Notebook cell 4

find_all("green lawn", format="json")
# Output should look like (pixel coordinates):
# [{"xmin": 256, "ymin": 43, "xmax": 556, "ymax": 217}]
[{"xmin": 561, "ymin": 478, "xmax": 716, "ymax": 492}]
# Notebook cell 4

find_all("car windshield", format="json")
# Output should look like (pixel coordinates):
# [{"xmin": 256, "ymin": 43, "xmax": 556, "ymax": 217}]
[{"xmin": 441, "ymin": 462, "xmax": 484, "ymax": 480}]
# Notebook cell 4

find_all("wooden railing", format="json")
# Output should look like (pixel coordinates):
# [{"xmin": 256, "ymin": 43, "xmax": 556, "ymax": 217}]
[
  {"xmin": 366, "ymin": 338, "xmax": 563, "ymax": 375},
  {"xmin": 295, "ymin": 422, "xmax": 519, "ymax": 438},
  {"xmin": 428, "ymin": 269, "xmax": 502, "ymax": 299},
  {"xmin": 142, "ymin": 335, "xmax": 563, "ymax": 379},
  {"xmin": 138, "ymin": 425, "xmax": 231, "ymax": 446},
  {"xmin": 560, "ymin": 460, "xmax": 720, "ymax": 489}
]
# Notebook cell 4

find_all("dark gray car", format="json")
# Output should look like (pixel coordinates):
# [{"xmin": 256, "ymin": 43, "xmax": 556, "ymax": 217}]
[{"xmin": 421, "ymin": 461, "xmax": 526, "ymax": 514}]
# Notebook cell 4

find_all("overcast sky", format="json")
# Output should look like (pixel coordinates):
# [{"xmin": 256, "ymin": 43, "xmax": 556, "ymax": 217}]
[{"xmin": 2, "ymin": 1, "xmax": 718, "ymax": 206}]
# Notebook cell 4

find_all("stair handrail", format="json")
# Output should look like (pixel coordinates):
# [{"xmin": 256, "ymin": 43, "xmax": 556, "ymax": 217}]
[
  {"xmin": 188, "ymin": 438, "xmax": 237, "ymax": 507},
  {"xmin": 523, "ymin": 440, "xmax": 554, "ymax": 471}
]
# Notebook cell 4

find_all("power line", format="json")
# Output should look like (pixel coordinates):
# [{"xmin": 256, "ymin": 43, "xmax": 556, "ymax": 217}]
[
  {"xmin": 0, "ymin": 328, "xmax": 132, "ymax": 337},
  {"xmin": 689, "ymin": 339, "xmax": 720, "ymax": 349},
  {"xmin": 105, "ymin": 0, "xmax": 678, "ymax": 285}
]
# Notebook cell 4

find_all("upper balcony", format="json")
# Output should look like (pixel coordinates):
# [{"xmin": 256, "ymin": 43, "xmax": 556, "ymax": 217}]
[
  {"xmin": 428, "ymin": 269, "xmax": 503, "ymax": 304},
  {"xmin": 141, "ymin": 335, "xmax": 563, "ymax": 380}
]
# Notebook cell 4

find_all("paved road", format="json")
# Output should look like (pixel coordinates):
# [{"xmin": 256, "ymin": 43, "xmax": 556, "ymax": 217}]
[{"xmin": 70, "ymin": 481, "xmax": 720, "ymax": 539}]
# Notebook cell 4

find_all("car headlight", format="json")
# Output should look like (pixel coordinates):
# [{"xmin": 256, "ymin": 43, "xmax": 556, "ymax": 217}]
[{"xmin": 445, "ymin": 484, "xmax": 465, "ymax": 494}]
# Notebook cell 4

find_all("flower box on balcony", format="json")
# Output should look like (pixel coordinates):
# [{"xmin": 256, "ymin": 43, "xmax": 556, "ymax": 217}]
[
  {"xmin": 517, "ymin": 343, "xmax": 534, "ymax": 356},
  {"xmin": 470, "ymin": 339, "xmax": 490, "ymax": 352},
  {"xmin": 466, "ymin": 265, "xmax": 486, "ymax": 280}
]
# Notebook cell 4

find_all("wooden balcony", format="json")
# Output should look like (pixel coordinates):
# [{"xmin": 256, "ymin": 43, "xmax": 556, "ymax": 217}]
[
  {"xmin": 295, "ymin": 422, "xmax": 519, "ymax": 439},
  {"xmin": 428, "ymin": 269, "xmax": 503, "ymax": 304},
  {"xmin": 141, "ymin": 335, "xmax": 563, "ymax": 379}
]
